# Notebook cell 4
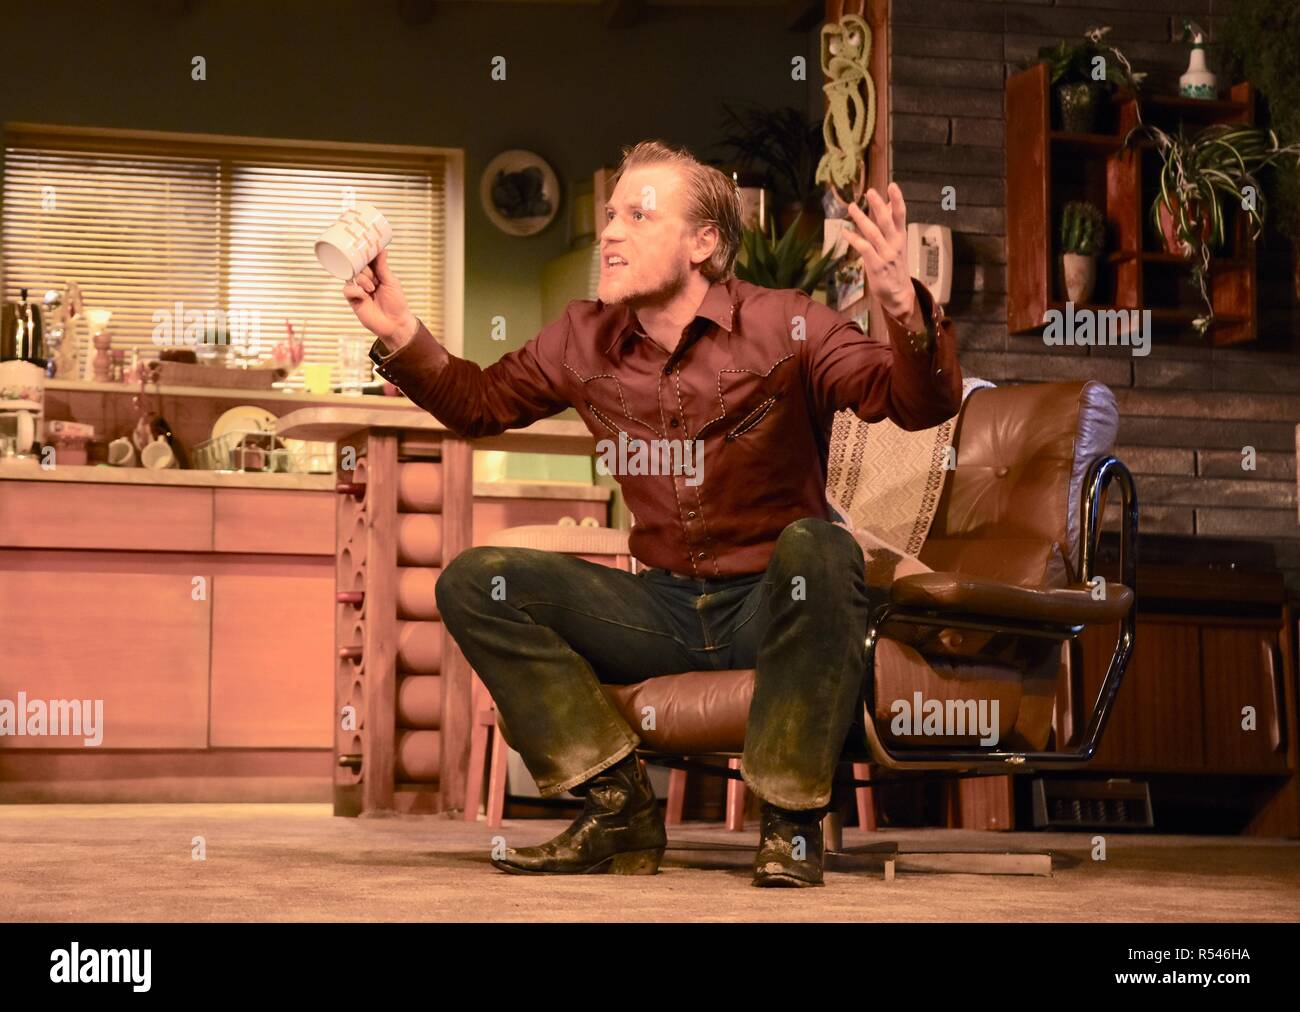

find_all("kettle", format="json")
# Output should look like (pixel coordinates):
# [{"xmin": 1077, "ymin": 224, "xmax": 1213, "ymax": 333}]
[{"xmin": 1, "ymin": 289, "xmax": 46, "ymax": 365}]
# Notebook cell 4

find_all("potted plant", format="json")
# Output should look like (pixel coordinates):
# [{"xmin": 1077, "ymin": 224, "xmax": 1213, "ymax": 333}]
[
  {"xmin": 1036, "ymin": 26, "xmax": 1147, "ymax": 133},
  {"xmin": 735, "ymin": 212, "xmax": 841, "ymax": 294},
  {"xmin": 1059, "ymin": 200, "xmax": 1105, "ymax": 303},
  {"xmin": 1127, "ymin": 120, "xmax": 1300, "ymax": 332},
  {"xmin": 1222, "ymin": 0, "xmax": 1300, "ymax": 297},
  {"xmin": 718, "ymin": 103, "xmax": 824, "ymax": 240}
]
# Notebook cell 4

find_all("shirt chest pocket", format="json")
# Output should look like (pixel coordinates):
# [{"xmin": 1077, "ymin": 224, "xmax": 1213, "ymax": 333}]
[
  {"xmin": 577, "ymin": 373, "xmax": 662, "ymax": 439},
  {"xmin": 697, "ymin": 352, "xmax": 794, "ymax": 442}
]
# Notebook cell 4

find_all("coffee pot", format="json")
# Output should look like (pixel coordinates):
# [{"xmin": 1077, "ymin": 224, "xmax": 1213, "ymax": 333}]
[{"xmin": 1, "ymin": 289, "xmax": 46, "ymax": 365}]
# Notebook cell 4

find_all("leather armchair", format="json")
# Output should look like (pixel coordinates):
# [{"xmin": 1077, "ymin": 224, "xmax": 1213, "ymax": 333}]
[{"xmin": 598, "ymin": 379, "xmax": 1137, "ymax": 784}]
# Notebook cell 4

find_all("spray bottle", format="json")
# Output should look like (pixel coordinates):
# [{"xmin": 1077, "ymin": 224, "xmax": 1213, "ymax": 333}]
[{"xmin": 1179, "ymin": 20, "xmax": 1217, "ymax": 100}]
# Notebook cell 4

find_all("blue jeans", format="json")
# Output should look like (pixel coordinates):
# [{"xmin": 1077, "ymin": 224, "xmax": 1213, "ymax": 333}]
[{"xmin": 434, "ymin": 517, "xmax": 875, "ymax": 809}]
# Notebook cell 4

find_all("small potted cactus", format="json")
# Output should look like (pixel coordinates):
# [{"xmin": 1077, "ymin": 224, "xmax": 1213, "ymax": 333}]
[{"xmin": 1059, "ymin": 200, "xmax": 1105, "ymax": 303}]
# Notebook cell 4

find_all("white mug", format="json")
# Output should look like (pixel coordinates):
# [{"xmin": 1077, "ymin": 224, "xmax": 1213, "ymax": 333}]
[
  {"xmin": 0, "ymin": 410, "xmax": 36, "ymax": 455},
  {"xmin": 314, "ymin": 203, "xmax": 393, "ymax": 280},
  {"xmin": 141, "ymin": 436, "xmax": 177, "ymax": 470},
  {"xmin": 107, "ymin": 436, "xmax": 138, "ymax": 467}
]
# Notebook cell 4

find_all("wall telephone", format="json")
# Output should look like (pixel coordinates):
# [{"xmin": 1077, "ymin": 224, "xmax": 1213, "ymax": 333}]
[{"xmin": 907, "ymin": 222, "xmax": 953, "ymax": 306}]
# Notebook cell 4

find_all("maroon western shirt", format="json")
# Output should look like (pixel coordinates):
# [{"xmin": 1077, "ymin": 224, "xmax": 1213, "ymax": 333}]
[{"xmin": 371, "ymin": 276, "xmax": 962, "ymax": 578}]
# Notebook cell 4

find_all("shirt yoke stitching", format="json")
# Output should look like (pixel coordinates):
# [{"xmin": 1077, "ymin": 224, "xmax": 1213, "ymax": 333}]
[
  {"xmin": 562, "ymin": 359, "xmax": 663, "ymax": 437},
  {"xmin": 699, "ymin": 352, "xmax": 795, "ymax": 433}
]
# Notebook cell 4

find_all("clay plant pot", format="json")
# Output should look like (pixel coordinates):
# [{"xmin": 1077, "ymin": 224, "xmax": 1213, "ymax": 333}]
[
  {"xmin": 1061, "ymin": 252, "xmax": 1098, "ymax": 304},
  {"xmin": 1055, "ymin": 81, "xmax": 1102, "ymax": 134},
  {"xmin": 777, "ymin": 199, "xmax": 823, "ymax": 243},
  {"xmin": 1158, "ymin": 198, "xmax": 1213, "ymax": 258}
]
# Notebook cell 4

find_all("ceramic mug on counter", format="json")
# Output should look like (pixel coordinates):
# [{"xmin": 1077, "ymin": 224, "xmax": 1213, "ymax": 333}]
[
  {"xmin": 140, "ymin": 436, "xmax": 177, "ymax": 470},
  {"xmin": 0, "ymin": 409, "xmax": 37, "ymax": 456},
  {"xmin": 314, "ymin": 203, "xmax": 393, "ymax": 280},
  {"xmin": 107, "ymin": 436, "xmax": 138, "ymax": 467}
]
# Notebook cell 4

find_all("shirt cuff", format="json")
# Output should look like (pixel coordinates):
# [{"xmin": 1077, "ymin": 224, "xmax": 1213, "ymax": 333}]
[
  {"xmin": 882, "ymin": 279, "xmax": 940, "ymax": 359},
  {"xmin": 370, "ymin": 319, "xmax": 440, "ymax": 378}
]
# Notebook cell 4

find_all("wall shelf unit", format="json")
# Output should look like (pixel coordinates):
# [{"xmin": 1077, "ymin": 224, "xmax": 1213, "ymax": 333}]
[{"xmin": 1007, "ymin": 61, "xmax": 1258, "ymax": 345}]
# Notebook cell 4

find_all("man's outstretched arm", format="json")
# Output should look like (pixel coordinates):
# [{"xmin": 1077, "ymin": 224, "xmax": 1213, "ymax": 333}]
[
  {"xmin": 797, "ymin": 278, "xmax": 962, "ymax": 431},
  {"xmin": 798, "ymin": 183, "xmax": 962, "ymax": 430},
  {"xmin": 344, "ymin": 250, "xmax": 570, "ymax": 438}
]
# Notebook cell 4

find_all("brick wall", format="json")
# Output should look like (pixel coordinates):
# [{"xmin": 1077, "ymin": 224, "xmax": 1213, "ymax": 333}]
[{"xmin": 888, "ymin": 0, "xmax": 1300, "ymax": 594}]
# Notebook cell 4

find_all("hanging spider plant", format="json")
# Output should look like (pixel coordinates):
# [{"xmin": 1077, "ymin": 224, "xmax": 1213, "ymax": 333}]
[
  {"xmin": 735, "ymin": 212, "xmax": 842, "ymax": 294},
  {"xmin": 1125, "ymin": 121, "xmax": 1300, "ymax": 334}
]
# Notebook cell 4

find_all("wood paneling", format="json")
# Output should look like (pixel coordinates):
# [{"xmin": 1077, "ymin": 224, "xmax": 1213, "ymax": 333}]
[
  {"xmin": 1201, "ymin": 624, "xmax": 1292, "ymax": 775},
  {"xmin": 213, "ymin": 488, "xmax": 334, "ymax": 555},
  {"xmin": 472, "ymin": 497, "xmax": 605, "ymax": 539},
  {"xmin": 209, "ymin": 570, "xmax": 335, "ymax": 747},
  {"xmin": 0, "ymin": 481, "xmax": 211, "ymax": 551},
  {"xmin": 1080, "ymin": 619, "xmax": 1204, "ymax": 771},
  {"xmin": 0, "ymin": 569, "xmax": 209, "ymax": 749},
  {"xmin": 0, "ymin": 750, "xmax": 331, "ymax": 803}
]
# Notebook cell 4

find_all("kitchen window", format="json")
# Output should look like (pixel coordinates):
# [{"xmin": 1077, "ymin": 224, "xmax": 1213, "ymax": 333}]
[{"xmin": 2, "ymin": 123, "xmax": 462, "ymax": 384}]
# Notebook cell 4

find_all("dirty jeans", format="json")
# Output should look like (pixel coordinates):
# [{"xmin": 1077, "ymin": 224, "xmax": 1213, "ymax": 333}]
[{"xmin": 433, "ymin": 517, "xmax": 874, "ymax": 810}]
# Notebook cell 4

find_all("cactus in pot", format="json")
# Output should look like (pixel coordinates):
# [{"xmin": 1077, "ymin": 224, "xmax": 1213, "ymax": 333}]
[{"xmin": 1060, "ymin": 200, "xmax": 1105, "ymax": 303}]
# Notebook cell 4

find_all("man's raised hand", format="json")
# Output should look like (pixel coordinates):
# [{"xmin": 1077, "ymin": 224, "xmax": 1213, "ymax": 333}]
[
  {"xmin": 843, "ymin": 182, "xmax": 918, "ymax": 324},
  {"xmin": 343, "ymin": 249, "xmax": 419, "ymax": 345}
]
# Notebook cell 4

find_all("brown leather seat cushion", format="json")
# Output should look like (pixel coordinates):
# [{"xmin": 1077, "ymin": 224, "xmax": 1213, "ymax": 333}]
[
  {"xmin": 602, "ymin": 669, "xmax": 753, "ymax": 754},
  {"xmin": 600, "ymin": 636, "xmax": 1056, "ymax": 755}
]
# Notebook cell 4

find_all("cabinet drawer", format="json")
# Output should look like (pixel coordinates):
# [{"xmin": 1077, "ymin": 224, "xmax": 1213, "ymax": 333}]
[
  {"xmin": 473, "ymin": 497, "xmax": 608, "ymax": 544},
  {"xmin": 213, "ymin": 488, "xmax": 334, "ymax": 555},
  {"xmin": 0, "ymin": 568, "xmax": 209, "ymax": 749},
  {"xmin": 0, "ymin": 481, "xmax": 211, "ymax": 551}
]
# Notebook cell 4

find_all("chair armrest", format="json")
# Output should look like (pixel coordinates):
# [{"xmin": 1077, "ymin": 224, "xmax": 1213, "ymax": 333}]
[{"xmin": 891, "ymin": 572, "xmax": 1134, "ymax": 625}]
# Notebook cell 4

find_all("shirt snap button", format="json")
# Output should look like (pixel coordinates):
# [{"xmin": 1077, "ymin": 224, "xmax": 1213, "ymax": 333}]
[
  {"xmin": 670, "ymin": 417, "xmax": 680, "ymax": 428},
  {"xmin": 995, "ymin": 466, "xmax": 1009, "ymax": 478},
  {"xmin": 687, "ymin": 511, "xmax": 697, "ymax": 519}
]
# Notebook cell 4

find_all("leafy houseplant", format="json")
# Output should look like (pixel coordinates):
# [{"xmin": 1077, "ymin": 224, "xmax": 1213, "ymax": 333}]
[
  {"xmin": 1059, "ymin": 200, "xmax": 1105, "ymax": 303},
  {"xmin": 1222, "ymin": 0, "xmax": 1300, "ymax": 295},
  {"xmin": 1126, "ymin": 121, "xmax": 1300, "ymax": 333},
  {"xmin": 1037, "ymin": 26, "xmax": 1147, "ymax": 133},
  {"xmin": 735, "ymin": 212, "xmax": 841, "ymax": 294},
  {"xmin": 718, "ymin": 103, "xmax": 824, "ymax": 239}
]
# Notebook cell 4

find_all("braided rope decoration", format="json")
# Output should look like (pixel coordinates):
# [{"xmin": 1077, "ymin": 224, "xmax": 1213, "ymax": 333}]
[{"xmin": 815, "ymin": 12, "xmax": 876, "ymax": 202}]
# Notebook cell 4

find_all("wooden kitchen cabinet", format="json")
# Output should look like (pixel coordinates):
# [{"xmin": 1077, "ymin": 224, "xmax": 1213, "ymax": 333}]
[
  {"xmin": 1201, "ymin": 624, "xmax": 1292, "ymax": 775},
  {"xmin": 1079, "ymin": 618, "xmax": 1293, "ymax": 776},
  {"xmin": 0, "ymin": 470, "xmax": 337, "ymax": 801},
  {"xmin": 0, "ymin": 561, "xmax": 211, "ymax": 750},
  {"xmin": 0, "ymin": 454, "xmax": 610, "ymax": 803},
  {"xmin": 1079, "ymin": 619, "xmax": 1204, "ymax": 771},
  {"xmin": 209, "ymin": 569, "xmax": 335, "ymax": 748},
  {"xmin": 1066, "ymin": 551, "xmax": 1300, "ymax": 835}
]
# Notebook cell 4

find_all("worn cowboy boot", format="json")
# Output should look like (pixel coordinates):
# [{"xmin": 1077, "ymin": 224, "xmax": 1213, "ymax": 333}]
[
  {"xmin": 490, "ymin": 752, "xmax": 667, "ymax": 875},
  {"xmin": 752, "ymin": 801, "xmax": 827, "ymax": 887}
]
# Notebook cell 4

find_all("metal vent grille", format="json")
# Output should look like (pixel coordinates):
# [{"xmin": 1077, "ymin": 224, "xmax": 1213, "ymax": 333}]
[{"xmin": 1031, "ymin": 778, "xmax": 1154, "ymax": 829}]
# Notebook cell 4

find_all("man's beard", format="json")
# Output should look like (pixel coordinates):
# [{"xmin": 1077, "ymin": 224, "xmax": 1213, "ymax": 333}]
[{"xmin": 608, "ymin": 258, "xmax": 689, "ymax": 310}]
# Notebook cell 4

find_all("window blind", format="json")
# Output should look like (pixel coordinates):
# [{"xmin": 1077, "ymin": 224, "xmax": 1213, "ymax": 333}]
[{"xmin": 2, "ymin": 125, "xmax": 448, "ymax": 389}]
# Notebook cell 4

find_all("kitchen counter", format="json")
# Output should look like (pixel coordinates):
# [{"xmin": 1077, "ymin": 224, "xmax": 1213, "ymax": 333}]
[
  {"xmin": 0, "ymin": 457, "xmax": 335, "ymax": 490},
  {"xmin": 0, "ymin": 456, "xmax": 607, "ymax": 500},
  {"xmin": 44, "ymin": 376, "xmax": 417, "ymax": 408},
  {"xmin": 275, "ymin": 404, "xmax": 598, "ymax": 456}
]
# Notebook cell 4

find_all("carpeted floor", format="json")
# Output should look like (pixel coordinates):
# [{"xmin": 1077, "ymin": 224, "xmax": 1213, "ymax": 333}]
[{"xmin": 1, "ymin": 804, "xmax": 1297, "ymax": 921}]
